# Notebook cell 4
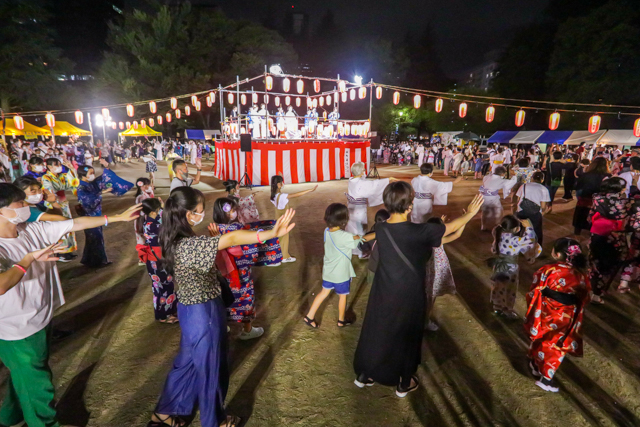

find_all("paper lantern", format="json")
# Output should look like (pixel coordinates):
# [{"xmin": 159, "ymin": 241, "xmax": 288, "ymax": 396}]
[
  {"xmin": 252, "ymin": 93, "xmax": 258, "ymax": 104},
  {"xmin": 264, "ymin": 94, "xmax": 269, "ymax": 104},
  {"xmin": 342, "ymin": 92, "xmax": 348, "ymax": 103},
  {"xmin": 317, "ymin": 123, "xmax": 324, "ymax": 136},
  {"xmin": 297, "ymin": 79, "xmax": 304, "ymax": 94},
  {"xmin": 241, "ymin": 94, "xmax": 247, "ymax": 105},
  {"xmin": 141, "ymin": 119, "xmax": 146, "ymax": 128},
  {"xmin": 206, "ymin": 97, "xmax": 212, "ymax": 107},
  {"xmin": 149, "ymin": 118, "xmax": 154, "ymax": 127},
  {"xmin": 458, "ymin": 103, "xmax": 468, "ymax": 118},
  {"xmin": 485, "ymin": 106, "xmax": 495, "ymax": 123},
  {"xmin": 166, "ymin": 112, "xmax": 172, "ymax": 123},
  {"xmin": 313, "ymin": 98, "xmax": 318, "ymax": 108},
  {"xmin": 319, "ymin": 97, "xmax": 324, "ymax": 107},
  {"xmin": 549, "ymin": 112, "xmax": 560, "ymax": 130},
  {"xmin": 149, "ymin": 101, "xmax": 157, "ymax": 113},
  {"xmin": 634, "ymin": 118, "xmax": 640, "ymax": 138},
  {"xmin": 266, "ymin": 75, "xmax": 273, "ymax": 91},
  {"xmin": 376, "ymin": 87, "xmax": 382, "ymax": 99},
  {"xmin": 191, "ymin": 95, "xmax": 197, "ymax": 106},
  {"xmin": 119, "ymin": 122, "xmax": 124, "ymax": 130},
  {"xmin": 323, "ymin": 111, "xmax": 327, "ymax": 119},
  {"xmin": 327, "ymin": 95, "xmax": 332, "ymax": 105},
  {"xmin": 334, "ymin": 92, "xmax": 339, "ymax": 104},
  {"xmin": 195, "ymin": 101, "xmax": 201, "ymax": 111},
  {"xmin": 515, "ymin": 109, "xmax": 526, "ymax": 127},
  {"xmin": 175, "ymin": 109, "xmax": 181, "ymax": 119},
  {"xmin": 314, "ymin": 79, "xmax": 321, "ymax": 93},
  {"xmin": 111, "ymin": 123, "xmax": 116, "ymax": 130},
  {"xmin": 352, "ymin": 125, "xmax": 358, "ymax": 136},
  {"xmin": 364, "ymin": 121, "xmax": 370, "ymax": 135},
  {"xmin": 283, "ymin": 78, "xmax": 291, "ymax": 92},
  {"xmin": 413, "ymin": 95, "xmax": 421, "ymax": 109},
  {"xmin": 393, "ymin": 91, "xmax": 400, "ymax": 105},
  {"xmin": 228, "ymin": 93, "xmax": 234, "ymax": 104},
  {"xmin": 296, "ymin": 97, "xmax": 301, "ymax": 107},
  {"xmin": 133, "ymin": 121, "xmax": 139, "ymax": 130},
  {"xmin": 209, "ymin": 91, "xmax": 216, "ymax": 103},
  {"xmin": 126, "ymin": 104, "xmax": 134, "ymax": 117},
  {"xmin": 102, "ymin": 108, "xmax": 110, "ymax": 119},
  {"xmin": 588, "ymin": 115, "xmax": 601, "ymax": 134},
  {"xmin": 338, "ymin": 122, "xmax": 344, "ymax": 136},
  {"xmin": 435, "ymin": 98, "xmax": 443, "ymax": 113},
  {"xmin": 45, "ymin": 113, "xmax": 55, "ymax": 128},
  {"xmin": 74, "ymin": 110, "xmax": 83, "ymax": 125},
  {"xmin": 285, "ymin": 96, "xmax": 291, "ymax": 106},
  {"xmin": 241, "ymin": 126, "xmax": 246, "ymax": 134},
  {"xmin": 14, "ymin": 115, "xmax": 24, "ymax": 130},
  {"xmin": 126, "ymin": 121, "xmax": 131, "ymax": 129},
  {"xmin": 350, "ymin": 89, "xmax": 356, "ymax": 101},
  {"xmin": 359, "ymin": 87, "xmax": 367, "ymax": 99},
  {"xmin": 157, "ymin": 115, "xmax": 163, "ymax": 125},
  {"xmin": 306, "ymin": 98, "xmax": 312, "ymax": 108},
  {"xmin": 184, "ymin": 106, "xmax": 191, "ymax": 116},
  {"xmin": 275, "ymin": 96, "xmax": 280, "ymax": 106},
  {"xmin": 338, "ymin": 80, "xmax": 346, "ymax": 93},
  {"xmin": 345, "ymin": 124, "xmax": 351, "ymax": 136},
  {"xmin": 170, "ymin": 97, "xmax": 177, "ymax": 109}
]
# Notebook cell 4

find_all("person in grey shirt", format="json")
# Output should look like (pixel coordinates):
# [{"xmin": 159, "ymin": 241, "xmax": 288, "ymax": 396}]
[{"xmin": 170, "ymin": 158, "xmax": 202, "ymax": 193}]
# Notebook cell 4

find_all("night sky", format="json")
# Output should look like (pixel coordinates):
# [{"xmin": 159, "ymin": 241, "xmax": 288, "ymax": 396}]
[{"xmin": 207, "ymin": 0, "xmax": 551, "ymax": 76}]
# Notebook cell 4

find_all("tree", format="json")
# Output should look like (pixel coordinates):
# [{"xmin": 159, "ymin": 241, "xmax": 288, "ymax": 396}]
[
  {"xmin": 404, "ymin": 26, "xmax": 451, "ymax": 91},
  {"xmin": 0, "ymin": 1, "xmax": 72, "ymax": 112}
]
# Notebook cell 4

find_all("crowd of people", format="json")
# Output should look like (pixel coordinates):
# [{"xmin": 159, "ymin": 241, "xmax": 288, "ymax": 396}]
[{"xmin": 0, "ymin": 131, "xmax": 639, "ymax": 426}]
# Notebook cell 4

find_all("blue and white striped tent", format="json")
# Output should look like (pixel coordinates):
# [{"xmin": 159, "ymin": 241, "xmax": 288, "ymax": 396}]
[
  {"xmin": 487, "ymin": 130, "xmax": 606, "ymax": 145},
  {"xmin": 598, "ymin": 130, "xmax": 640, "ymax": 146},
  {"xmin": 185, "ymin": 129, "xmax": 220, "ymax": 140},
  {"xmin": 487, "ymin": 131, "xmax": 544, "ymax": 144}
]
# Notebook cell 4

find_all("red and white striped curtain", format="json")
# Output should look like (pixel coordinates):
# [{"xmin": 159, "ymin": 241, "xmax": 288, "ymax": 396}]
[{"xmin": 215, "ymin": 140, "xmax": 371, "ymax": 185}]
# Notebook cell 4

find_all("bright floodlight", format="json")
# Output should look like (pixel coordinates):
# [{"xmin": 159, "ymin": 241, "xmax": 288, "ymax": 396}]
[
  {"xmin": 354, "ymin": 75, "xmax": 363, "ymax": 85},
  {"xmin": 95, "ymin": 114, "xmax": 104, "ymax": 127},
  {"xmin": 270, "ymin": 64, "xmax": 284, "ymax": 75},
  {"xmin": 399, "ymin": 111, "xmax": 404, "ymax": 116}
]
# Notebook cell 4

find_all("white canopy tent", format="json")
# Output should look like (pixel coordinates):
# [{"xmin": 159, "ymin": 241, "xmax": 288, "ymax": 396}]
[
  {"xmin": 597, "ymin": 130, "xmax": 640, "ymax": 146},
  {"xmin": 510, "ymin": 131, "xmax": 544, "ymax": 144}
]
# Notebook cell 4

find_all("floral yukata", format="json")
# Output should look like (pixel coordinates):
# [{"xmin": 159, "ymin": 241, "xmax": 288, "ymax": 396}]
[
  {"xmin": 42, "ymin": 169, "xmax": 79, "ymax": 253},
  {"xmin": 234, "ymin": 195, "xmax": 260, "ymax": 224},
  {"xmin": 622, "ymin": 199, "xmax": 640, "ymax": 285},
  {"xmin": 426, "ymin": 246, "xmax": 455, "ymax": 298},
  {"xmin": 525, "ymin": 262, "xmax": 591, "ymax": 381},
  {"xmin": 142, "ymin": 214, "xmax": 177, "ymax": 320}
]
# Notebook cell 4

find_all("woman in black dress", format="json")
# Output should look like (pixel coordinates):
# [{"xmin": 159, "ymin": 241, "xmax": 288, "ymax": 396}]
[
  {"xmin": 353, "ymin": 181, "xmax": 484, "ymax": 397},
  {"xmin": 572, "ymin": 157, "xmax": 611, "ymax": 235}
]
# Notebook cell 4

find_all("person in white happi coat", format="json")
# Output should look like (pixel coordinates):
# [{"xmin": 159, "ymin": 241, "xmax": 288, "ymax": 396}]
[
  {"xmin": 479, "ymin": 165, "xmax": 517, "ymax": 231},
  {"xmin": 188, "ymin": 140, "xmax": 198, "ymax": 165},
  {"xmin": 411, "ymin": 163, "xmax": 463, "ymax": 223},
  {"xmin": 443, "ymin": 147, "xmax": 454, "ymax": 175},
  {"xmin": 285, "ymin": 106, "xmax": 298, "ymax": 135},
  {"xmin": 490, "ymin": 147, "xmax": 505, "ymax": 174},
  {"xmin": 258, "ymin": 103, "xmax": 268, "ymax": 138},
  {"xmin": 153, "ymin": 139, "xmax": 163, "ymax": 161},
  {"xmin": 345, "ymin": 162, "xmax": 395, "ymax": 256},
  {"xmin": 250, "ymin": 106, "xmax": 260, "ymax": 138},
  {"xmin": 416, "ymin": 144, "xmax": 425, "ymax": 166}
]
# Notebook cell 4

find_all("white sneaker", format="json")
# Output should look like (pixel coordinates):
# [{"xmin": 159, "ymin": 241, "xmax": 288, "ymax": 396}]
[
  {"xmin": 266, "ymin": 262, "xmax": 282, "ymax": 267},
  {"xmin": 282, "ymin": 257, "xmax": 297, "ymax": 263},
  {"xmin": 426, "ymin": 321, "xmax": 439, "ymax": 331},
  {"xmin": 239, "ymin": 326, "xmax": 264, "ymax": 340}
]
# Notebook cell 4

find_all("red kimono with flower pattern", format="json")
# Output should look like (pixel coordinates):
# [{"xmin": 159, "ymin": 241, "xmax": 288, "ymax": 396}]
[{"xmin": 525, "ymin": 262, "xmax": 591, "ymax": 380}]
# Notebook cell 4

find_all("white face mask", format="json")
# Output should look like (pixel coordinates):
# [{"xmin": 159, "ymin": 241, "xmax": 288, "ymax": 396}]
[
  {"xmin": 86, "ymin": 174, "xmax": 95, "ymax": 182},
  {"xmin": 144, "ymin": 187, "xmax": 154, "ymax": 194},
  {"xmin": 230, "ymin": 211, "xmax": 238, "ymax": 221},
  {"xmin": 26, "ymin": 193, "xmax": 43, "ymax": 204},
  {"xmin": 1, "ymin": 206, "xmax": 31, "ymax": 224},
  {"xmin": 52, "ymin": 166, "xmax": 62, "ymax": 174},
  {"xmin": 34, "ymin": 165, "xmax": 44, "ymax": 172},
  {"xmin": 190, "ymin": 211, "xmax": 204, "ymax": 226}
]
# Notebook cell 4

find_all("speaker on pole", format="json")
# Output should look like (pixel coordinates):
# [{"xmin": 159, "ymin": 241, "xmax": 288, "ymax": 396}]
[
  {"xmin": 240, "ymin": 133, "xmax": 252, "ymax": 152},
  {"xmin": 370, "ymin": 135, "xmax": 381, "ymax": 150}
]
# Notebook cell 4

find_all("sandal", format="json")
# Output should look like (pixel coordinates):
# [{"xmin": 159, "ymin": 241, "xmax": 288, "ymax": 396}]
[
  {"xmin": 396, "ymin": 375, "xmax": 420, "ymax": 398},
  {"xmin": 303, "ymin": 316, "xmax": 318, "ymax": 328},
  {"xmin": 337, "ymin": 319, "xmax": 352, "ymax": 328},
  {"xmin": 147, "ymin": 413, "xmax": 184, "ymax": 427},
  {"xmin": 618, "ymin": 284, "xmax": 631, "ymax": 294},
  {"xmin": 159, "ymin": 316, "xmax": 179, "ymax": 324},
  {"xmin": 220, "ymin": 415, "xmax": 241, "ymax": 427}
]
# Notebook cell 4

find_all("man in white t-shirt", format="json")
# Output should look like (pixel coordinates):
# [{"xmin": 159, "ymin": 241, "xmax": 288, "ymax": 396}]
[
  {"xmin": 170, "ymin": 158, "xmax": 202, "ymax": 193},
  {"xmin": 618, "ymin": 157, "xmax": 640, "ymax": 197},
  {"xmin": 515, "ymin": 171, "xmax": 551, "ymax": 244},
  {"xmin": 0, "ymin": 183, "xmax": 141, "ymax": 427}
]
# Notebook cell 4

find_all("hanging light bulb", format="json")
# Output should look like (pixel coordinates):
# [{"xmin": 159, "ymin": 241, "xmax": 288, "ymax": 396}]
[
  {"xmin": 326, "ymin": 95, "xmax": 332, "ymax": 105},
  {"xmin": 435, "ymin": 98, "xmax": 443, "ymax": 113},
  {"xmin": 393, "ymin": 91, "xmax": 400, "ymax": 105},
  {"xmin": 74, "ymin": 110, "xmax": 84, "ymax": 125},
  {"xmin": 307, "ymin": 97, "xmax": 312, "ymax": 108},
  {"xmin": 14, "ymin": 115, "xmax": 24, "ymax": 130},
  {"xmin": 319, "ymin": 96, "xmax": 324, "ymax": 107},
  {"xmin": 209, "ymin": 91, "xmax": 216, "ymax": 103},
  {"xmin": 126, "ymin": 121, "xmax": 131, "ymax": 129},
  {"xmin": 149, "ymin": 101, "xmax": 157, "ymax": 113},
  {"xmin": 126, "ymin": 104, "xmax": 134, "ymax": 117},
  {"xmin": 376, "ymin": 87, "xmax": 382, "ymax": 99},
  {"xmin": 334, "ymin": 92, "xmax": 339, "ymax": 104},
  {"xmin": 485, "ymin": 106, "xmax": 495, "ymax": 123},
  {"xmin": 133, "ymin": 121, "xmax": 139, "ymax": 129},
  {"xmin": 206, "ymin": 97, "xmax": 212, "ymax": 107},
  {"xmin": 588, "ymin": 115, "xmax": 601, "ymax": 134},
  {"xmin": 515, "ymin": 109, "xmax": 526, "ymax": 127},
  {"xmin": 45, "ymin": 113, "xmax": 55, "ymax": 128},
  {"xmin": 283, "ymin": 78, "xmax": 291, "ymax": 92},
  {"xmin": 266, "ymin": 75, "xmax": 273, "ymax": 91},
  {"xmin": 170, "ymin": 97, "xmax": 177, "ymax": 109},
  {"xmin": 313, "ymin": 98, "xmax": 318, "ymax": 108},
  {"xmin": 111, "ymin": 122, "xmax": 116, "ymax": 130},
  {"xmin": 549, "ymin": 112, "xmax": 560, "ymax": 130},
  {"xmin": 413, "ymin": 95, "xmax": 421, "ymax": 109},
  {"xmin": 459, "ymin": 103, "xmax": 467, "ymax": 118}
]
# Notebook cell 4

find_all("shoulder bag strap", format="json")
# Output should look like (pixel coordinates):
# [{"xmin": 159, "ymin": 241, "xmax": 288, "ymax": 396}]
[{"xmin": 382, "ymin": 227, "xmax": 421, "ymax": 279}]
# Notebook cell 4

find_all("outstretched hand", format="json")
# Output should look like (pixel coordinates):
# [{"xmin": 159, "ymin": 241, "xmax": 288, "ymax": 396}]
[
  {"xmin": 466, "ymin": 194, "xmax": 484, "ymax": 216},
  {"xmin": 272, "ymin": 208, "xmax": 296, "ymax": 238},
  {"xmin": 208, "ymin": 223, "xmax": 220, "ymax": 237},
  {"xmin": 112, "ymin": 204, "xmax": 143, "ymax": 222},
  {"xmin": 30, "ymin": 243, "xmax": 65, "ymax": 263}
]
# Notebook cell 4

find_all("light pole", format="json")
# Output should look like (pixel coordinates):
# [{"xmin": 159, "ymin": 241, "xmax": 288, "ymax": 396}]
[{"xmin": 95, "ymin": 114, "xmax": 106, "ymax": 143}]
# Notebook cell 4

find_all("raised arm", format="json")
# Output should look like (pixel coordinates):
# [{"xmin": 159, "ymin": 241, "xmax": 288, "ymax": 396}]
[
  {"xmin": 218, "ymin": 209, "xmax": 296, "ymax": 250},
  {"xmin": 192, "ymin": 158, "xmax": 202, "ymax": 185},
  {"xmin": 288, "ymin": 185, "xmax": 318, "ymax": 199},
  {"xmin": 442, "ymin": 225, "xmax": 465, "ymax": 244},
  {"xmin": 444, "ymin": 194, "xmax": 484, "ymax": 235},
  {"xmin": 70, "ymin": 204, "xmax": 143, "ymax": 232},
  {"xmin": 0, "ymin": 243, "xmax": 64, "ymax": 296}
]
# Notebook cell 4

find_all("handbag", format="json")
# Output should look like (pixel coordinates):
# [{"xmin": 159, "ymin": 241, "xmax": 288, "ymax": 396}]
[{"xmin": 519, "ymin": 184, "xmax": 541, "ymax": 217}]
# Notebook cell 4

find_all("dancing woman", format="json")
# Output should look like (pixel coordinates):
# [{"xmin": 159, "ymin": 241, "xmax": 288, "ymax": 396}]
[
  {"xmin": 572, "ymin": 157, "xmax": 611, "ymax": 236},
  {"xmin": 148, "ymin": 187, "xmax": 295, "ymax": 427},
  {"xmin": 525, "ymin": 238, "xmax": 591, "ymax": 392}
]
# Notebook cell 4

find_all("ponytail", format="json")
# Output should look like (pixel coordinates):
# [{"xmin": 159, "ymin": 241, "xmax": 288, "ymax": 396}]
[
  {"xmin": 270, "ymin": 175, "xmax": 284, "ymax": 201},
  {"xmin": 135, "ymin": 197, "xmax": 162, "ymax": 235},
  {"xmin": 492, "ymin": 215, "xmax": 522, "ymax": 254},
  {"xmin": 552, "ymin": 237, "xmax": 587, "ymax": 273}
]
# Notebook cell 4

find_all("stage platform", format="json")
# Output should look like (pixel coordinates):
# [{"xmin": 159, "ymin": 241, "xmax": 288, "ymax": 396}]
[{"xmin": 214, "ymin": 138, "xmax": 371, "ymax": 186}]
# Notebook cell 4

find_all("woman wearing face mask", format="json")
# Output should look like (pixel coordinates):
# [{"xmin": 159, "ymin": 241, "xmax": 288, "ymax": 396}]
[
  {"xmin": 24, "ymin": 156, "xmax": 46, "ymax": 182},
  {"xmin": 75, "ymin": 159, "xmax": 134, "ymax": 268},
  {"xmin": 12, "ymin": 176, "xmax": 65, "ymax": 223},
  {"xmin": 148, "ymin": 187, "xmax": 296, "ymax": 427}
]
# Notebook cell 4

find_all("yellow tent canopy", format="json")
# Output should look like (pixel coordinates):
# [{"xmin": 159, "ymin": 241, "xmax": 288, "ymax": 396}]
[
  {"xmin": 119, "ymin": 126, "xmax": 162, "ymax": 137},
  {"xmin": 1, "ymin": 118, "xmax": 49, "ymax": 139},
  {"xmin": 48, "ymin": 121, "xmax": 92, "ymax": 137}
]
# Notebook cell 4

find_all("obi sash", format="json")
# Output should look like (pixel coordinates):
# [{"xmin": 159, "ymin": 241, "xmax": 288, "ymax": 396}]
[
  {"xmin": 136, "ymin": 245, "xmax": 162, "ymax": 263},
  {"xmin": 345, "ymin": 193, "xmax": 368, "ymax": 206},
  {"xmin": 542, "ymin": 287, "xmax": 579, "ymax": 306},
  {"xmin": 590, "ymin": 212, "xmax": 625, "ymax": 236},
  {"xmin": 479, "ymin": 186, "xmax": 500, "ymax": 197},
  {"xmin": 414, "ymin": 192, "xmax": 434, "ymax": 200}
]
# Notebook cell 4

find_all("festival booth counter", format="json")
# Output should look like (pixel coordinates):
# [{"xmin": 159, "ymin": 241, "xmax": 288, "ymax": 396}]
[{"xmin": 215, "ymin": 139, "xmax": 371, "ymax": 186}]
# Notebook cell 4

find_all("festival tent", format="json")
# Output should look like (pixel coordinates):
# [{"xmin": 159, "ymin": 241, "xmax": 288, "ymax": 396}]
[
  {"xmin": 119, "ymin": 127, "xmax": 162, "ymax": 137},
  {"xmin": 597, "ymin": 130, "xmax": 640, "ymax": 146},
  {"xmin": 536, "ymin": 130, "xmax": 606, "ymax": 145},
  {"xmin": 47, "ymin": 121, "xmax": 92, "ymax": 137},
  {"xmin": 487, "ymin": 130, "xmax": 544, "ymax": 144},
  {"xmin": 185, "ymin": 129, "xmax": 220, "ymax": 140},
  {"xmin": 2, "ymin": 118, "xmax": 49, "ymax": 139}
]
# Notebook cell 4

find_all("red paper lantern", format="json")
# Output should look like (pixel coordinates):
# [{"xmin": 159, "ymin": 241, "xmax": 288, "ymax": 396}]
[
  {"xmin": 319, "ymin": 96, "xmax": 324, "ymax": 107},
  {"xmin": 376, "ymin": 87, "xmax": 382, "ymax": 99},
  {"xmin": 45, "ymin": 113, "xmax": 55, "ymax": 128},
  {"xmin": 241, "ymin": 94, "xmax": 247, "ymax": 105},
  {"xmin": 485, "ymin": 106, "xmax": 495, "ymax": 123},
  {"xmin": 74, "ymin": 110, "xmax": 83, "ymax": 125},
  {"xmin": 175, "ymin": 109, "xmax": 181, "ymax": 119},
  {"xmin": 283, "ymin": 78, "xmax": 291, "ymax": 92},
  {"xmin": 170, "ymin": 97, "xmax": 177, "ymax": 109},
  {"xmin": 435, "ymin": 98, "xmax": 443, "ymax": 113},
  {"xmin": 266, "ymin": 76, "xmax": 273, "ymax": 91},
  {"xmin": 166, "ymin": 112, "xmax": 172, "ymax": 123},
  {"xmin": 184, "ymin": 106, "xmax": 191, "ymax": 116},
  {"xmin": 326, "ymin": 95, "xmax": 332, "ymax": 105},
  {"xmin": 314, "ymin": 79, "xmax": 321, "ymax": 93},
  {"xmin": 157, "ymin": 115, "xmax": 163, "ymax": 125},
  {"xmin": 393, "ymin": 91, "xmax": 400, "ymax": 105},
  {"xmin": 296, "ymin": 97, "xmax": 301, "ymax": 107},
  {"xmin": 297, "ymin": 79, "xmax": 304, "ymax": 94},
  {"xmin": 588, "ymin": 115, "xmax": 601, "ymax": 134},
  {"xmin": 275, "ymin": 96, "xmax": 280, "ymax": 107},
  {"xmin": 228, "ymin": 93, "xmax": 234, "ymax": 104},
  {"xmin": 149, "ymin": 118, "xmax": 154, "ymax": 127},
  {"xmin": 252, "ymin": 93, "xmax": 258, "ymax": 104},
  {"xmin": 634, "ymin": 118, "xmax": 640, "ymax": 137},
  {"xmin": 549, "ymin": 112, "xmax": 560, "ymax": 130},
  {"xmin": 111, "ymin": 123, "xmax": 116, "ymax": 130},
  {"xmin": 285, "ymin": 96, "xmax": 291, "ymax": 106},
  {"xmin": 349, "ymin": 89, "xmax": 356, "ymax": 101},
  {"xmin": 149, "ymin": 101, "xmax": 157, "ymax": 114},
  {"xmin": 191, "ymin": 95, "xmax": 197, "ymax": 106},
  {"xmin": 264, "ymin": 94, "xmax": 269, "ymax": 104},
  {"xmin": 126, "ymin": 121, "xmax": 131, "ymax": 129},
  {"xmin": 515, "ymin": 109, "xmax": 526, "ymax": 127},
  {"xmin": 413, "ymin": 95, "xmax": 421, "ymax": 109},
  {"xmin": 459, "ymin": 103, "xmax": 467, "ymax": 118},
  {"xmin": 14, "ymin": 115, "xmax": 24, "ymax": 130},
  {"xmin": 102, "ymin": 108, "xmax": 110, "ymax": 119},
  {"xmin": 359, "ymin": 87, "xmax": 367, "ymax": 99},
  {"xmin": 119, "ymin": 122, "xmax": 124, "ymax": 130},
  {"xmin": 341, "ymin": 92, "xmax": 348, "ymax": 103},
  {"xmin": 338, "ymin": 80, "xmax": 346, "ymax": 93},
  {"xmin": 133, "ymin": 121, "xmax": 139, "ymax": 130},
  {"xmin": 141, "ymin": 119, "xmax": 146, "ymax": 128},
  {"xmin": 126, "ymin": 104, "xmax": 134, "ymax": 117},
  {"xmin": 195, "ymin": 101, "xmax": 201, "ymax": 111}
]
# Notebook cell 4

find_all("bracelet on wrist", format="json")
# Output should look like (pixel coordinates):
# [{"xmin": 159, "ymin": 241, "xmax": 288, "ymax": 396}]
[
  {"xmin": 256, "ymin": 229, "xmax": 265, "ymax": 244},
  {"xmin": 12, "ymin": 264, "xmax": 27, "ymax": 275},
  {"xmin": 104, "ymin": 215, "xmax": 109, "ymax": 227}
]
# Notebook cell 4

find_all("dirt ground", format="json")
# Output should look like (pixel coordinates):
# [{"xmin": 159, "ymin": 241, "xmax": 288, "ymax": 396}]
[{"xmin": 3, "ymin": 159, "xmax": 640, "ymax": 427}]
